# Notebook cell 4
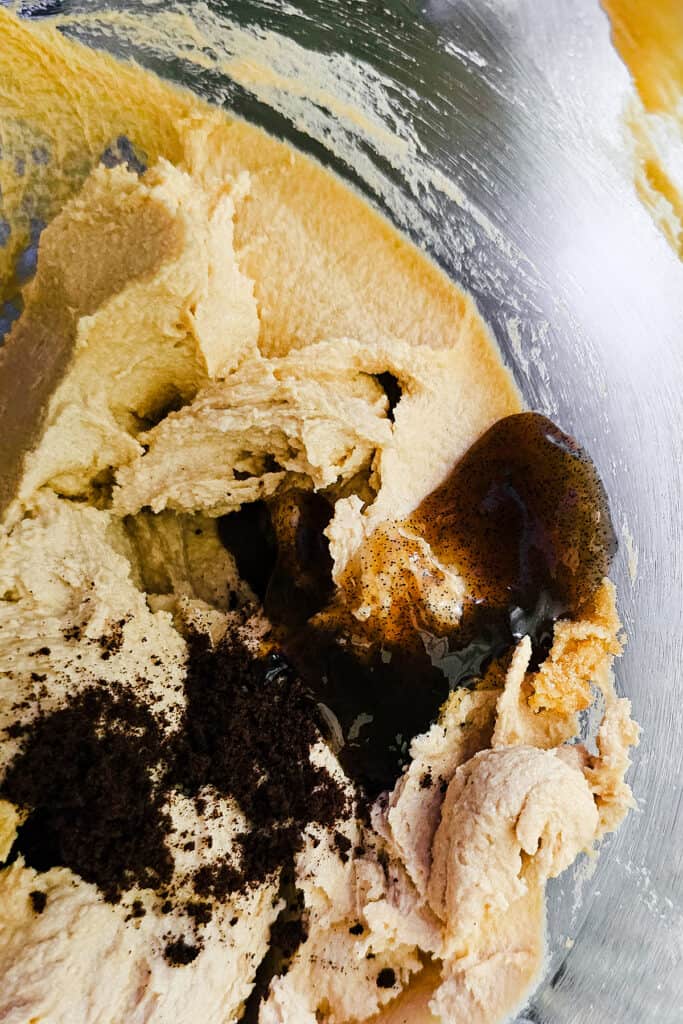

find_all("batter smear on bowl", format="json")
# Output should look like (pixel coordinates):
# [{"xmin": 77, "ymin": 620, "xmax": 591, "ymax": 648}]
[{"xmin": 0, "ymin": 12, "xmax": 638, "ymax": 1024}]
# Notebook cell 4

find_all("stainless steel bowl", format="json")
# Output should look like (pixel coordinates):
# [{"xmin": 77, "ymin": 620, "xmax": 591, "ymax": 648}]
[{"xmin": 28, "ymin": 0, "xmax": 683, "ymax": 1019}]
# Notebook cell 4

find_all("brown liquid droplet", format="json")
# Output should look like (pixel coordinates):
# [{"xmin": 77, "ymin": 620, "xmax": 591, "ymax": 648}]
[{"xmin": 411, "ymin": 411, "xmax": 616, "ymax": 615}]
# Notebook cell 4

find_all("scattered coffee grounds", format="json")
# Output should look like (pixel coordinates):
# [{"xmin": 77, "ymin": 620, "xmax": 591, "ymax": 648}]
[
  {"xmin": 164, "ymin": 937, "xmax": 200, "ymax": 967},
  {"xmin": 376, "ymin": 967, "xmax": 396, "ymax": 988},
  {"xmin": 186, "ymin": 901, "xmax": 212, "ymax": 926},
  {"xmin": 29, "ymin": 889, "xmax": 46, "ymax": 913},
  {"xmin": 126, "ymin": 900, "xmax": 146, "ymax": 921},
  {"xmin": 97, "ymin": 618, "xmax": 128, "ymax": 659}
]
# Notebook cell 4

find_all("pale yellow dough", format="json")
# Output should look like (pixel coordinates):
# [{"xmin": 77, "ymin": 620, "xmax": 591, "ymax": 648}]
[
  {"xmin": 0, "ymin": 156, "xmax": 259, "ymax": 522},
  {"xmin": 604, "ymin": 0, "xmax": 683, "ymax": 257},
  {"xmin": 0, "ymin": 11, "xmax": 639, "ymax": 1024},
  {"xmin": 261, "ymin": 586, "xmax": 637, "ymax": 1024}
]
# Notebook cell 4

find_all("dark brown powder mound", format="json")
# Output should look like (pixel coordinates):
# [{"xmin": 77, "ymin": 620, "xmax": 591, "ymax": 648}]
[
  {"xmin": 171, "ymin": 636, "xmax": 349, "ymax": 896},
  {"xmin": 1, "ymin": 688, "xmax": 173, "ymax": 902},
  {"xmin": 1, "ymin": 631, "xmax": 349, "ymax": 956},
  {"xmin": 192, "ymin": 857, "xmax": 243, "ymax": 902}
]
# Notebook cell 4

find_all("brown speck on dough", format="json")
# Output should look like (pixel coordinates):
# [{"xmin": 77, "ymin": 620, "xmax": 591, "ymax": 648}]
[
  {"xmin": 164, "ymin": 937, "xmax": 200, "ymax": 966},
  {"xmin": 186, "ymin": 901, "xmax": 212, "ymax": 926},
  {"xmin": 376, "ymin": 967, "xmax": 396, "ymax": 988},
  {"xmin": 126, "ymin": 899, "xmax": 146, "ymax": 921},
  {"xmin": 29, "ymin": 889, "xmax": 47, "ymax": 913},
  {"xmin": 333, "ymin": 830, "xmax": 352, "ymax": 863}
]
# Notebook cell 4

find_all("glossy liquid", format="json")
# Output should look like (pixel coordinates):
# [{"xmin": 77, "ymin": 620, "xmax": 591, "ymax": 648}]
[
  {"xmin": 219, "ymin": 413, "xmax": 616, "ymax": 796},
  {"xmin": 411, "ymin": 412, "xmax": 616, "ymax": 615}
]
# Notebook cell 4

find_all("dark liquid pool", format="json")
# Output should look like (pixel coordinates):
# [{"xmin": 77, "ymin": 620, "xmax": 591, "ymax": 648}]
[{"xmin": 219, "ymin": 412, "xmax": 616, "ymax": 796}]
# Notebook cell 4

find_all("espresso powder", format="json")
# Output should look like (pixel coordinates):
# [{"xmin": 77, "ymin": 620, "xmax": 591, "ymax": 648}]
[
  {"xmin": 3, "ymin": 688, "xmax": 174, "ymax": 901},
  {"xmin": 173, "ymin": 638, "xmax": 348, "ymax": 896},
  {"xmin": 1, "ymin": 633, "xmax": 348, "ymax": 965}
]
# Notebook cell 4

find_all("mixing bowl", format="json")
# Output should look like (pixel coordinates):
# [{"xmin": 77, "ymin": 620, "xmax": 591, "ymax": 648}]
[{"xmin": 12, "ymin": 0, "xmax": 683, "ymax": 1020}]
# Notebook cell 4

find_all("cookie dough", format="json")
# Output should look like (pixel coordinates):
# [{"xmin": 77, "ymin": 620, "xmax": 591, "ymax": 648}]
[{"xmin": 0, "ymin": 11, "xmax": 639, "ymax": 1024}]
